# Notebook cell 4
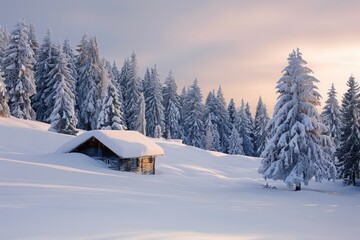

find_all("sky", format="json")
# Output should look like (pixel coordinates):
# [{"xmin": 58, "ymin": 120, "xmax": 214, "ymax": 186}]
[{"xmin": 2, "ymin": 0, "xmax": 360, "ymax": 114}]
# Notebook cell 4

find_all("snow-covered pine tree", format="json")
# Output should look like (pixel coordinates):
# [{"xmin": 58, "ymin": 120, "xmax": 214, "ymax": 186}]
[
  {"xmin": 337, "ymin": 76, "xmax": 360, "ymax": 186},
  {"xmin": 245, "ymin": 102, "xmax": 255, "ymax": 155},
  {"xmin": 321, "ymin": 83, "xmax": 341, "ymax": 145},
  {"xmin": 76, "ymin": 37, "xmax": 102, "ymax": 130},
  {"xmin": 118, "ymin": 58, "xmax": 130, "ymax": 96},
  {"xmin": 111, "ymin": 62, "xmax": 125, "ymax": 125},
  {"xmin": 237, "ymin": 99, "xmax": 255, "ymax": 156},
  {"xmin": 143, "ymin": 67, "xmax": 151, "ymax": 100},
  {"xmin": 62, "ymin": 39, "xmax": 77, "ymax": 93},
  {"xmin": 216, "ymin": 86, "xmax": 232, "ymax": 153},
  {"xmin": 204, "ymin": 90, "xmax": 222, "ymax": 152},
  {"xmin": 163, "ymin": 70, "xmax": 181, "ymax": 139},
  {"xmin": 1, "ymin": 20, "xmax": 36, "ymax": 119},
  {"xmin": 228, "ymin": 125, "xmax": 244, "ymax": 155},
  {"xmin": 97, "ymin": 60, "xmax": 125, "ymax": 130},
  {"xmin": 203, "ymin": 87, "xmax": 231, "ymax": 153},
  {"xmin": 28, "ymin": 22, "xmax": 39, "ymax": 57},
  {"xmin": 178, "ymin": 86, "xmax": 188, "ymax": 140},
  {"xmin": 133, "ymin": 92, "xmax": 146, "ymax": 135},
  {"xmin": 0, "ymin": 27, "xmax": 9, "ymax": 65},
  {"xmin": 0, "ymin": 72, "xmax": 9, "ymax": 117},
  {"xmin": 33, "ymin": 29, "xmax": 58, "ymax": 122},
  {"xmin": 183, "ymin": 79, "xmax": 205, "ymax": 148},
  {"xmin": 204, "ymin": 113, "xmax": 220, "ymax": 151},
  {"xmin": 259, "ymin": 49, "xmax": 336, "ymax": 191},
  {"xmin": 48, "ymin": 44, "xmax": 77, "ymax": 135},
  {"xmin": 228, "ymin": 98, "xmax": 237, "ymax": 126},
  {"xmin": 145, "ymin": 65, "xmax": 165, "ymax": 137},
  {"xmin": 124, "ymin": 52, "xmax": 143, "ymax": 131},
  {"xmin": 254, "ymin": 96, "xmax": 270, "ymax": 157}
]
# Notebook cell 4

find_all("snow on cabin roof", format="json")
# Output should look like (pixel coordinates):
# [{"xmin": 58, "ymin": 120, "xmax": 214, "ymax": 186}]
[{"xmin": 56, "ymin": 130, "xmax": 164, "ymax": 158}]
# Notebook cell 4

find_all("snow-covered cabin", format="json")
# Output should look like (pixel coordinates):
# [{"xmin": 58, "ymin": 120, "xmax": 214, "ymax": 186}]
[{"xmin": 56, "ymin": 130, "xmax": 164, "ymax": 174}]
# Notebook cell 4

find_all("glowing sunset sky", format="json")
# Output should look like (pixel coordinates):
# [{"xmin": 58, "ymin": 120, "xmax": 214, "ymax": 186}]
[{"xmin": 2, "ymin": 0, "xmax": 360, "ymax": 113}]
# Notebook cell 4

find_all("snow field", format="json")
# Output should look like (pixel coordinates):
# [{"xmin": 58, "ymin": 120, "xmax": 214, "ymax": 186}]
[{"xmin": 0, "ymin": 117, "xmax": 359, "ymax": 240}]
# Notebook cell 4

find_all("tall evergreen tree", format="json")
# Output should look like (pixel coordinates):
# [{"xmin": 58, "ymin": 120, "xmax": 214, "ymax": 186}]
[
  {"xmin": 216, "ymin": 86, "xmax": 232, "ymax": 153},
  {"xmin": 337, "ymin": 76, "xmax": 360, "ymax": 186},
  {"xmin": 238, "ymin": 99, "xmax": 255, "ymax": 156},
  {"xmin": 124, "ymin": 52, "xmax": 143, "ymax": 131},
  {"xmin": 111, "ymin": 62, "xmax": 125, "ymax": 125},
  {"xmin": 183, "ymin": 79, "xmax": 204, "ymax": 148},
  {"xmin": 97, "ymin": 61, "xmax": 125, "ymax": 130},
  {"xmin": 1, "ymin": 20, "xmax": 36, "ymax": 119},
  {"xmin": 76, "ymin": 37, "xmax": 102, "ymax": 130},
  {"xmin": 134, "ymin": 92, "xmax": 146, "ymax": 135},
  {"xmin": 204, "ymin": 113, "xmax": 221, "ymax": 151},
  {"xmin": 0, "ymin": 27, "xmax": 9, "ymax": 65},
  {"xmin": 118, "ymin": 58, "xmax": 130, "ymax": 96},
  {"xmin": 178, "ymin": 86, "xmax": 188, "ymax": 139},
  {"xmin": 204, "ymin": 90, "xmax": 222, "ymax": 152},
  {"xmin": 163, "ymin": 70, "xmax": 181, "ymax": 139},
  {"xmin": 145, "ymin": 65, "xmax": 165, "ymax": 137},
  {"xmin": 321, "ymin": 83, "xmax": 341, "ymax": 145},
  {"xmin": 48, "ymin": 44, "xmax": 77, "ymax": 135},
  {"xmin": 228, "ymin": 125, "xmax": 244, "ymax": 155},
  {"xmin": 259, "ymin": 49, "xmax": 336, "ymax": 191},
  {"xmin": 28, "ymin": 22, "xmax": 39, "ymax": 57},
  {"xmin": 62, "ymin": 39, "xmax": 77, "ymax": 93},
  {"xmin": 228, "ymin": 98, "xmax": 237, "ymax": 126},
  {"xmin": 254, "ymin": 96, "xmax": 270, "ymax": 157},
  {"xmin": 0, "ymin": 72, "xmax": 9, "ymax": 117},
  {"xmin": 33, "ymin": 29, "xmax": 58, "ymax": 122}
]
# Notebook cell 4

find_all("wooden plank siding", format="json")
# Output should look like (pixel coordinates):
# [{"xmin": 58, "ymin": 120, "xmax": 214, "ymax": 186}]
[{"xmin": 70, "ymin": 137, "xmax": 156, "ymax": 174}]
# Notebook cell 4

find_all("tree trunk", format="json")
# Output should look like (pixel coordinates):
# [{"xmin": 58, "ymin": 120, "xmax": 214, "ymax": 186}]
[{"xmin": 295, "ymin": 182, "xmax": 301, "ymax": 191}]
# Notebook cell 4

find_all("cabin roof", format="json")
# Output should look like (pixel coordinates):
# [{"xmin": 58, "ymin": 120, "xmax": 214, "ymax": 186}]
[{"xmin": 56, "ymin": 130, "xmax": 164, "ymax": 158}]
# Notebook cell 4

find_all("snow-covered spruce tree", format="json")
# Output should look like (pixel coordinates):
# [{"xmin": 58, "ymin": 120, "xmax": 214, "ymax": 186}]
[
  {"xmin": 245, "ymin": 102, "xmax": 255, "ymax": 156},
  {"xmin": 75, "ymin": 33, "xmax": 89, "ymax": 122},
  {"xmin": 204, "ymin": 87, "xmax": 231, "ymax": 153},
  {"xmin": 204, "ymin": 90, "xmax": 222, "ymax": 152},
  {"xmin": 259, "ymin": 49, "xmax": 336, "ymax": 191},
  {"xmin": 183, "ymin": 79, "xmax": 205, "ymax": 148},
  {"xmin": 97, "ymin": 60, "xmax": 125, "ymax": 130},
  {"xmin": 237, "ymin": 99, "xmax": 255, "ymax": 156},
  {"xmin": 228, "ymin": 125, "xmax": 244, "ymax": 155},
  {"xmin": 76, "ymin": 37, "xmax": 102, "ymax": 130},
  {"xmin": 228, "ymin": 98, "xmax": 237, "ymax": 126},
  {"xmin": 62, "ymin": 39, "xmax": 77, "ymax": 93},
  {"xmin": 204, "ymin": 113, "xmax": 221, "ymax": 151},
  {"xmin": 1, "ymin": 20, "xmax": 36, "ymax": 119},
  {"xmin": 178, "ymin": 86, "xmax": 188, "ymax": 140},
  {"xmin": 28, "ymin": 22, "xmax": 39, "ymax": 57},
  {"xmin": 133, "ymin": 92, "xmax": 146, "ymax": 135},
  {"xmin": 111, "ymin": 62, "xmax": 125, "ymax": 125},
  {"xmin": 118, "ymin": 58, "xmax": 130, "ymax": 96},
  {"xmin": 145, "ymin": 65, "xmax": 165, "ymax": 137},
  {"xmin": 33, "ymin": 29, "xmax": 58, "ymax": 122},
  {"xmin": 254, "ymin": 96, "xmax": 270, "ymax": 157},
  {"xmin": 321, "ymin": 83, "xmax": 341, "ymax": 145},
  {"xmin": 337, "ymin": 76, "xmax": 360, "ymax": 186},
  {"xmin": 216, "ymin": 86, "xmax": 232, "ymax": 153},
  {"xmin": 163, "ymin": 70, "xmax": 181, "ymax": 139},
  {"xmin": 124, "ymin": 52, "xmax": 143, "ymax": 131},
  {"xmin": 48, "ymin": 44, "xmax": 77, "ymax": 135},
  {"xmin": 143, "ymin": 67, "xmax": 151, "ymax": 100},
  {"xmin": 0, "ymin": 27, "xmax": 9, "ymax": 64},
  {"xmin": 0, "ymin": 72, "xmax": 9, "ymax": 117}
]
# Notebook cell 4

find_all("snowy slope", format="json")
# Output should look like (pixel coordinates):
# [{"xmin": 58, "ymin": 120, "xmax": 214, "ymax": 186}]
[{"xmin": 0, "ymin": 117, "xmax": 359, "ymax": 240}]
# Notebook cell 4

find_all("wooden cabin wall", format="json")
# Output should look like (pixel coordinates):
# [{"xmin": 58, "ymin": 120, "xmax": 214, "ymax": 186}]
[{"xmin": 70, "ymin": 137, "xmax": 156, "ymax": 174}]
